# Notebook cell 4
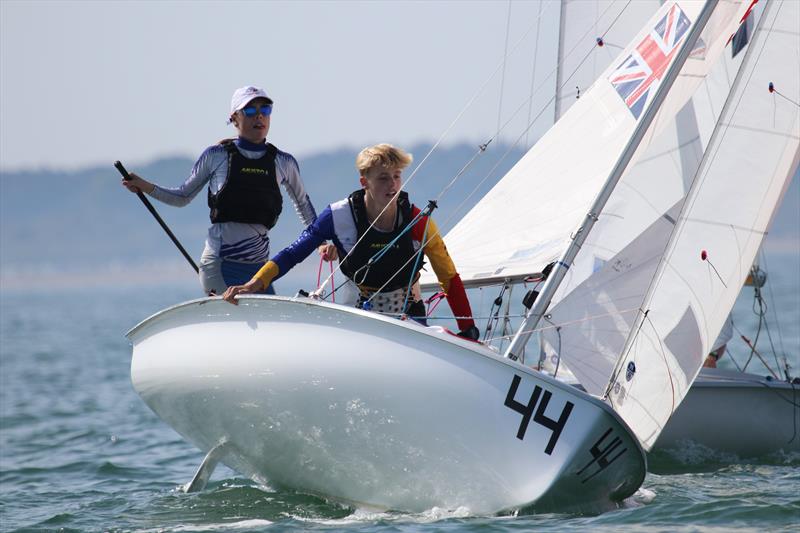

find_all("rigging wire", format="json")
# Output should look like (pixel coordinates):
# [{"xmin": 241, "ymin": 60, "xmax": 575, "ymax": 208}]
[
  {"xmin": 525, "ymin": 0, "xmax": 543, "ymax": 148},
  {"xmin": 481, "ymin": 306, "xmax": 641, "ymax": 341},
  {"xmin": 497, "ymin": 0, "xmax": 513, "ymax": 146},
  {"xmin": 317, "ymin": 0, "xmax": 644, "ymax": 328},
  {"xmin": 316, "ymin": 0, "xmax": 631, "ymax": 296},
  {"xmin": 483, "ymin": 283, "xmax": 509, "ymax": 343},
  {"xmin": 555, "ymin": 0, "xmax": 633, "ymax": 116},
  {"xmin": 431, "ymin": 1, "xmax": 641, "ymax": 232},
  {"xmin": 758, "ymin": 249, "xmax": 791, "ymax": 379},
  {"xmin": 358, "ymin": 3, "xmax": 647, "ymax": 322},
  {"xmin": 314, "ymin": 1, "xmax": 558, "ymax": 295}
]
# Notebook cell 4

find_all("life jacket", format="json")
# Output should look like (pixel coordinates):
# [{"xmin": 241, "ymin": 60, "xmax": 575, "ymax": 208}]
[
  {"xmin": 339, "ymin": 189, "xmax": 424, "ymax": 292},
  {"xmin": 208, "ymin": 141, "xmax": 283, "ymax": 228}
]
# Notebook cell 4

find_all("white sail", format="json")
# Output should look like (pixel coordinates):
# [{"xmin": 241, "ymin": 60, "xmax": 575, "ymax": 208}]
[
  {"xmin": 607, "ymin": 0, "xmax": 800, "ymax": 448},
  {"xmin": 539, "ymin": 0, "xmax": 799, "ymax": 449},
  {"xmin": 555, "ymin": 0, "xmax": 660, "ymax": 120},
  {"xmin": 538, "ymin": 5, "xmax": 754, "ymax": 397},
  {"xmin": 423, "ymin": 1, "xmax": 744, "ymax": 290}
]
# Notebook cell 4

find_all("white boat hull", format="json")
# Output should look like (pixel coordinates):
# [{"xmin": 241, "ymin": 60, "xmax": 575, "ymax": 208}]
[
  {"xmin": 128, "ymin": 296, "xmax": 646, "ymax": 514},
  {"xmin": 653, "ymin": 368, "xmax": 800, "ymax": 457}
]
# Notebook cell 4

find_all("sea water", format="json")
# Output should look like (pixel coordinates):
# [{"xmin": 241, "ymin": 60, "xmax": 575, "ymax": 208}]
[{"xmin": 1, "ymin": 257, "xmax": 798, "ymax": 532}]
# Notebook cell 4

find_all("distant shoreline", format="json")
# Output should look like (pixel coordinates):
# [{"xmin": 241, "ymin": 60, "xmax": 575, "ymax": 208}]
[{"xmin": 2, "ymin": 243, "xmax": 798, "ymax": 293}]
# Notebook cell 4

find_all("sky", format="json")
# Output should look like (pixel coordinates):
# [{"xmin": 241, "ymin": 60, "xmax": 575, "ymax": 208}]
[{"xmin": 1, "ymin": 0, "xmax": 560, "ymax": 172}]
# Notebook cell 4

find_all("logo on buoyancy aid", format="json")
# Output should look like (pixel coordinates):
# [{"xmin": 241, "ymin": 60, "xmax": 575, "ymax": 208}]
[
  {"xmin": 339, "ymin": 189, "xmax": 424, "ymax": 291},
  {"xmin": 240, "ymin": 167, "xmax": 268, "ymax": 175},
  {"xmin": 369, "ymin": 242, "xmax": 398, "ymax": 250},
  {"xmin": 208, "ymin": 141, "xmax": 283, "ymax": 228}
]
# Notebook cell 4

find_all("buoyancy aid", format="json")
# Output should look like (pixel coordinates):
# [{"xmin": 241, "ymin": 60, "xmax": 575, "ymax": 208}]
[
  {"xmin": 208, "ymin": 141, "xmax": 283, "ymax": 228},
  {"xmin": 339, "ymin": 189, "xmax": 425, "ymax": 292}
]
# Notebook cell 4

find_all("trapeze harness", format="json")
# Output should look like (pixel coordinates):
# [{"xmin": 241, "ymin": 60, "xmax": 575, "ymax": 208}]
[
  {"xmin": 339, "ymin": 189, "xmax": 426, "ymax": 317},
  {"xmin": 208, "ymin": 141, "xmax": 283, "ymax": 228}
]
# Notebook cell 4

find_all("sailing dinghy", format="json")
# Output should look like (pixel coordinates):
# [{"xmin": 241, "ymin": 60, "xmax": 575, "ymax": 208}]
[{"xmin": 127, "ymin": 0, "xmax": 784, "ymax": 512}]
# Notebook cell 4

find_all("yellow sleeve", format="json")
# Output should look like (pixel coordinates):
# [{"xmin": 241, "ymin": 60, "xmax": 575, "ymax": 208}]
[
  {"xmin": 253, "ymin": 260, "xmax": 280, "ymax": 288},
  {"xmin": 422, "ymin": 218, "xmax": 458, "ymax": 292}
]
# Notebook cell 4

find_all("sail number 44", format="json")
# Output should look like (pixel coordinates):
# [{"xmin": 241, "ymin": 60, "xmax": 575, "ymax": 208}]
[{"xmin": 504, "ymin": 374, "xmax": 574, "ymax": 455}]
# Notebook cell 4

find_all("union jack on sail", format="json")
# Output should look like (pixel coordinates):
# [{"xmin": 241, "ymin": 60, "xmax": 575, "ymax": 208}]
[{"xmin": 609, "ymin": 3, "xmax": 692, "ymax": 119}]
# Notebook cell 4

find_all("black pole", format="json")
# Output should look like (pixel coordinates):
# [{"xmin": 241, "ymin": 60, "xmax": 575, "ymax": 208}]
[{"xmin": 114, "ymin": 161, "xmax": 199, "ymax": 273}]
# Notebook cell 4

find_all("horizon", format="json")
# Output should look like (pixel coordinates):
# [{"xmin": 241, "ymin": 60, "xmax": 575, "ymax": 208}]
[
  {"xmin": 0, "ymin": 136, "xmax": 513, "ymax": 175},
  {"xmin": 1, "ymin": 0, "xmax": 559, "ymax": 172},
  {"xmin": 2, "ymin": 1, "xmax": 797, "ymax": 294}
]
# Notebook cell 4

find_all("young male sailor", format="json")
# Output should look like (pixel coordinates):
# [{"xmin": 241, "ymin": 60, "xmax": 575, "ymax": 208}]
[
  {"xmin": 121, "ymin": 86, "xmax": 317, "ymax": 295},
  {"xmin": 222, "ymin": 143, "xmax": 479, "ymax": 339}
]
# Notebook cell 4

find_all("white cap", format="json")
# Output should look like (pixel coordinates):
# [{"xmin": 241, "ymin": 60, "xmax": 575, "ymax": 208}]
[{"xmin": 230, "ymin": 86, "xmax": 273, "ymax": 115}]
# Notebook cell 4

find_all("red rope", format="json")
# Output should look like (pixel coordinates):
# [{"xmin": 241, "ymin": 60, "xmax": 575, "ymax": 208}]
[
  {"xmin": 316, "ymin": 257, "xmax": 336, "ymax": 303},
  {"xmin": 426, "ymin": 291, "xmax": 446, "ymax": 316}
]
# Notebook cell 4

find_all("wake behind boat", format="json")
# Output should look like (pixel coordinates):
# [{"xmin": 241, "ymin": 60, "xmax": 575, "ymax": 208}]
[{"xmin": 128, "ymin": 295, "xmax": 645, "ymax": 513}]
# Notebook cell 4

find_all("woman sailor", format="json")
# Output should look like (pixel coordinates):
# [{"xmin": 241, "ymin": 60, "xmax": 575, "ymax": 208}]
[
  {"xmin": 222, "ymin": 143, "xmax": 479, "ymax": 339},
  {"xmin": 121, "ymin": 86, "xmax": 317, "ymax": 295}
]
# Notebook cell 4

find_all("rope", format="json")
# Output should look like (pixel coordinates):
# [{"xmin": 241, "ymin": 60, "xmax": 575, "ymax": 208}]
[
  {"xmin": 478, "ymin": 306, "xmax": 640, "ymax": 342},
  {"xmin": 401, "ymin": 215, "xmax": 433, "ymax": 313},
  {"xmin": 313, "ymin": 1, "xmax": 558, "ymax": 295},
  {"xmin": 769, "ymin": 82, "xmax": 800, "ymax": 107},
  {"xmin": 525, "ymin": 0, "xmax": 543, "ymax": 148},
  {"xmin": 425, "ymin": 291, "xmax": 446, "ymax": 316},
  {"xmin": 759, "ymin": 250, "xmax": 790, "ymax": 379},
  {"xmin": 497, "ymin": 0, "xmax": 513, "ymax": 145},
  {"xmin": 362, "ymin": 201, "xmax": 438, "ymax": 305},
  {"xmin": 483, "ymin": 283, "xmax": 509, "ymax": 343},
  {"xmin": 316, "ymin": 256, "xmax": 335, "ymax": 303},
  {"xmin": 738, "ymin": 332, "xmax": 781, "ymax": 380}
]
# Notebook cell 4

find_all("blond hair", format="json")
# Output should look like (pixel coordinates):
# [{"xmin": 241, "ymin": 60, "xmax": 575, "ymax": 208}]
[{"xmin": 355, "ymin": 144, "xmax": 413, "ymax": 176}]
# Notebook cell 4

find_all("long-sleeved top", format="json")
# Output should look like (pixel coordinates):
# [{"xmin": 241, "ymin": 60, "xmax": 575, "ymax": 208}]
[
  {"xmin": 255, "ymin": 196, "xmax": 476, "ymax": 331},
  {"xmin": 148, "ymin": 137, "xmax": 316, "ymax": 263}
]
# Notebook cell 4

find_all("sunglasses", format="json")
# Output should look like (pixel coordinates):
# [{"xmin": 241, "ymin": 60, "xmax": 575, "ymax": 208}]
[{"xmin": 241, "ymin": 104, "xmax": 273, "ymax": 117}]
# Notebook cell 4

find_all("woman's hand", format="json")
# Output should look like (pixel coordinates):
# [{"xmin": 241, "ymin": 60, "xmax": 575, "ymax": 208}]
[
  {"xmin": 318, "ymin": 243, "xmax": 338, "ymax": 262},
  {"xmin": 222, "ymin": 278, "xmax": 265, "ymax": 304},
  {"xmin": 121, "ymin": 172, "xmax": 155, "ymax": 194}
]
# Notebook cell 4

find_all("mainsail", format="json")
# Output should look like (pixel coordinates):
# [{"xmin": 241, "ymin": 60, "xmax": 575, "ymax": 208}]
[{"xmin": 423, "ymin": 0, "xmax": 799, "ymax": 449}]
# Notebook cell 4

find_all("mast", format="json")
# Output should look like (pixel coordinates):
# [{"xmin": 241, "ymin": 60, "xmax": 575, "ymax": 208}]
[
  {"xmin": 505, "ymin": 0, "xmax": 720, "ymax": 360},
  {"xmin": 553, "ymin": 0, "xmax": 568, "ymax": 121}
]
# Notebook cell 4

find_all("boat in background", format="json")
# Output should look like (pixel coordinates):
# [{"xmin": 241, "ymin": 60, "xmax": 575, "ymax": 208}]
[{"xmin": 655, "ymin": 367, "xmax": 799, "ymax": 457}]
